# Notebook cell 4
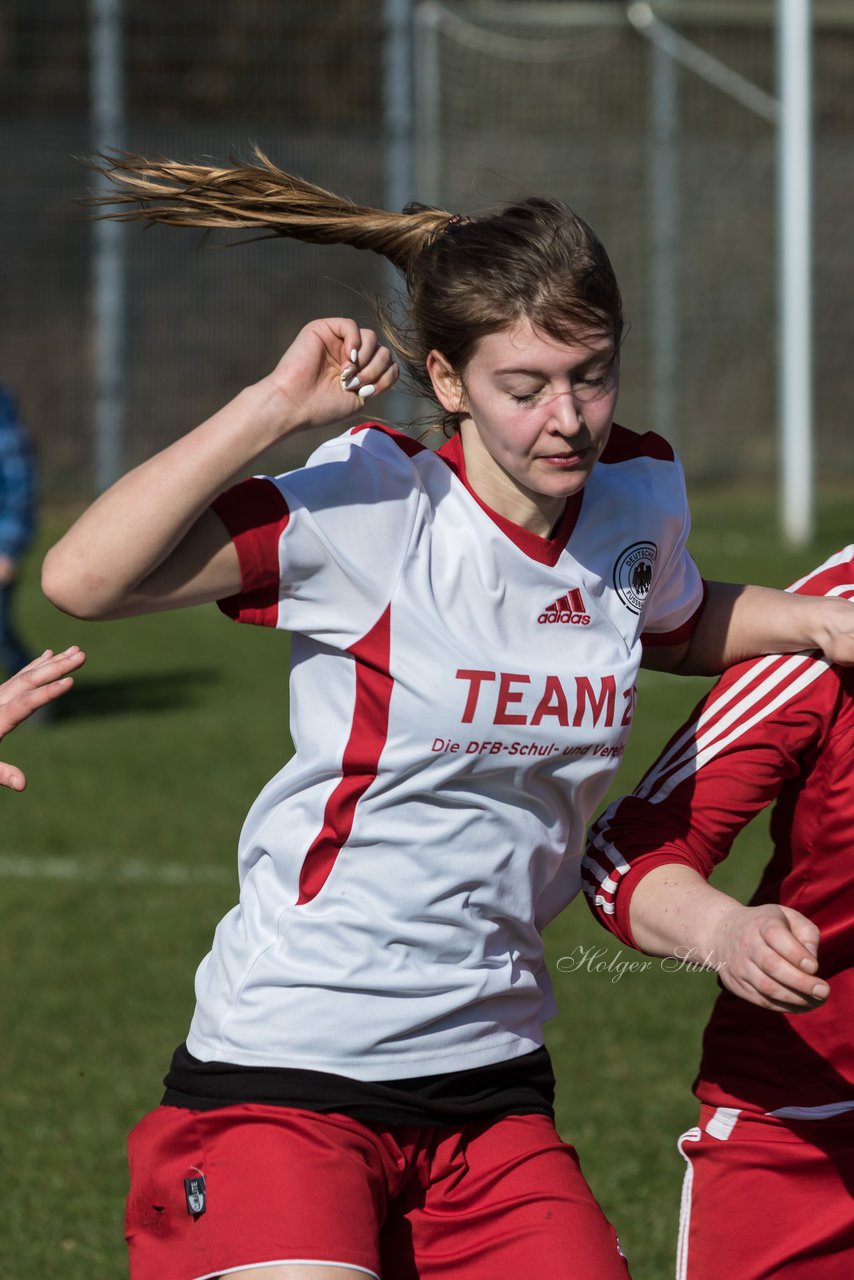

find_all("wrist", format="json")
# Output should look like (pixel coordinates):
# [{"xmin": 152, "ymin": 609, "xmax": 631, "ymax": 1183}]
[
  {"xmin": 800, "ymin": 595, "xmax": 851, "ymax": 656},
  {"xmin": 239, "ymin": 376, "xmax": 310, "ymax": 446},
  {"xmin": 700, "ymin": 896, "xmax": 749, "ymax": 969},
  {"xmin": 629, "ymin": 864, "xmax": 739, "ymax": 962}
]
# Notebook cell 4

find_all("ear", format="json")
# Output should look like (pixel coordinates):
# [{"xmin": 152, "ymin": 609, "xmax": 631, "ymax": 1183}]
[{"xmin": 426, "ymin": 350, "xmax": 466, "ymax": 415}]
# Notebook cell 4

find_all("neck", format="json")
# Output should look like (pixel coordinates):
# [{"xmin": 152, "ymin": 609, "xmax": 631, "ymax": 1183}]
[{"xmin": 458, "ymin": 425, "xmax": 566, "ymax": 536}]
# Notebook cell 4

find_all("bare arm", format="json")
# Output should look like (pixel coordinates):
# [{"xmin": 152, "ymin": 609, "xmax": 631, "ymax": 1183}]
[
  {"xmin": 43, "ymin": 381, "xmax": 275, "ymax": 619},
  {"xmin": 628, "ymin": 863, "xmax": 829, "ymax": 1013},
  {"xmin": 642, "ymin": 580, "xmax": 854, "ymax": 674},
  {"xmin": 43, "ymin": 320, "xmax": 399, "ymax": 620}
]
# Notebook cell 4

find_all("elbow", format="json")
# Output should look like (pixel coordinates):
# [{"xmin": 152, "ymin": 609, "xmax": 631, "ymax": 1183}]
[{"xmin": 41, "ymin": 545, "xmax": 113, "ymax": 620}]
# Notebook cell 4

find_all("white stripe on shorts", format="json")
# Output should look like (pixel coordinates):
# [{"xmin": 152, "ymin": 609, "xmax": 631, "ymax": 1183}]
[
  {"xmin": 704, "ymin": 1106, "xmax": 741, "ymax": 1141},
  {"xmin": 675, "ymin": 1126, "xmax": 702, "ymax": 1280},
  {"xmin": 191, "ymin": 1261, "xmax": 380, "ymax": 1280}
]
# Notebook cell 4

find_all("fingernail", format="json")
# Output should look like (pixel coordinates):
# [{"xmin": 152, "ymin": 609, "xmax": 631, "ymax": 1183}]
[
  {"xmin": 344, "ymin": 376, "xmax": 361, "ymax": 391},
  {"xmin": 341, "ymin": 365, "xmax": 356, "ymax": 380},
  {"xmin": 359, "ymin": 384, "xmax": 376, "ymax": 398},
  {"xmin": 813, "ymin": 982, "xmax": 830, "ymax": 998},
  {"xmin": 800, "ymin": 956, "xmax": 817, "ymax": 971},
  {"xmin": 350, "ymin": 348, "xmax": 359, "ymax": 363}
]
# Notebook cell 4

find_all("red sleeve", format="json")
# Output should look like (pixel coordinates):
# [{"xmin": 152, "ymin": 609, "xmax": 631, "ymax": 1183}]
[
  {"xmin": 210, "ymin": 477, "xmax": 290, "ymax": 627},
  {"xmin": 581, "ymin": 649, "xmax": 840, "ymax": 947}
]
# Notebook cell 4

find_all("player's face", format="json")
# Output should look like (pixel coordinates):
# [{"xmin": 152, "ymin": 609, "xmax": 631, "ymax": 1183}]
[{"xmin": 431, "ymin": 319, "xmax": 619, "ymax": 534}]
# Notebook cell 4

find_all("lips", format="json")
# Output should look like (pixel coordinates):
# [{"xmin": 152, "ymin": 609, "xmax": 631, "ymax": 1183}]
[{"xmin": 539, "ymin": 450, "xmax": 588, "ymax": 465}]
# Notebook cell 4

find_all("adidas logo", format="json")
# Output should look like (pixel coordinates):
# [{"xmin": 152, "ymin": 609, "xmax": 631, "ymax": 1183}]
[{"xmin": 538, "ymin": 588, "xmax": 590, "ymax": 626}]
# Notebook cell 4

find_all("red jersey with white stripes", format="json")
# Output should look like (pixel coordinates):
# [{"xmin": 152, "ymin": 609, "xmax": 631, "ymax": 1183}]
[
  {"xmin": 187, "ymin": 422, "xmax": 704, "ymax": 1079},
  {"xmin": 583, "ymin": 547, "xmax": 854, "ymax": 1113}
]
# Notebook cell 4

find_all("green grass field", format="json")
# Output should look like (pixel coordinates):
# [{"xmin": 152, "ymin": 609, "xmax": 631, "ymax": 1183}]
[{"xmin": 0, "ymin": 487, "xmax": 850, "ymax": 1279}]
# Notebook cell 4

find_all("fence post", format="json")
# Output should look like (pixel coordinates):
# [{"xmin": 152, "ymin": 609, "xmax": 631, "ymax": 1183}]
[
  {"xmin": 777, "ymin": 0, "xmax": 813, "ymax": 546},
  {"xmin": 89, "ymin": 0, "xmax": 126, "ymax": 492},
  {"xmin": 383, "ymin": 0, "xmax": 418, "ymax": 426},
  {"xmin": 649, "ymin": 35, "xmax": 680, "ymax": 450}
]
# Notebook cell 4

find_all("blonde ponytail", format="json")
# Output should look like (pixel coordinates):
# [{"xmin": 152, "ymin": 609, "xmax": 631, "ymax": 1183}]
[
  {"xmin": 87, "ymin": 150, "xmax": 623, "ymax": 427},
  {"xmin": 88, "ymin": 146, "xmax": 450, "ymax": 275}
]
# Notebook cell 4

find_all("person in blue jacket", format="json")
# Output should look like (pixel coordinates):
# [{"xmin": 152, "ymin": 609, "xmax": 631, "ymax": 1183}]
[{"xmin": 0, "ymin": 384, "xmax": 37, "ymax": 675}]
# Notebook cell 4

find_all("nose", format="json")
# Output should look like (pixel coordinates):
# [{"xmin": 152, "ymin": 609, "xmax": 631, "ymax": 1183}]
[{"xmin": 546, "ymin": 390, "xmax": 584, "ymax": 437}]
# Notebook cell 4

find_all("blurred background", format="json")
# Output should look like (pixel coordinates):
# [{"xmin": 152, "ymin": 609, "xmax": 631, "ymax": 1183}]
[
  {"xmin": 1, "ymin": 0, "xmax": 852, "ymax": 505},
  {"xmin": 0, "ymin": 3, "xmax": 851, "ymax": 1278}
]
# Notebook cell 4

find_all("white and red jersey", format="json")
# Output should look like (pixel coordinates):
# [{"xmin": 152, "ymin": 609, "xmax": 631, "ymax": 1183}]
[
  {"xmin": 187, "ymin": 421, "xmax": 703, "ymax": 1079},
  {"xmin": 583, "ymin": 547, "xmax": 854, "ymax": 1114}
]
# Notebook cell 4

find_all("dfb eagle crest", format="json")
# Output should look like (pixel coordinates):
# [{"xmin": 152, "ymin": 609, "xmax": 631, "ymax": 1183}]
[{"xmin": 614, "ymin": 542, "xmax": 658, "ymax": 614}]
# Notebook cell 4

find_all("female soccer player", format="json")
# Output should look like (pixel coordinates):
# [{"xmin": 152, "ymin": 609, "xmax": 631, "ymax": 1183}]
[{"xmin": 43, "ymin": 152, "xmax": 854, "ymax": 1280}]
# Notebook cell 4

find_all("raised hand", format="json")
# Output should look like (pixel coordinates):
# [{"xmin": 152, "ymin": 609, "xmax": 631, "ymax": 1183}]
[
  {"xmin": 266, "ymin": 318, "xmax": 400, "ymax": 434},
  {"xmin": 0, "ymin": 646, "xmax": 86, "ymax": 791}
]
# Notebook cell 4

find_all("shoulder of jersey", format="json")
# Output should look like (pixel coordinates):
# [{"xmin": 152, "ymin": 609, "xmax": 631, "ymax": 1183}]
[
  {"xmin": 599, "ymin": 423, "xmax": 675, "ymax": 465},
  {"xmin": 702, "ymin": 545, "xmax": 854, "ymax": 699},
  {"xmin": 787, "ymin": 544, "xmax": 854, "ymax": 598},
  {"xmin": 294, "ymin": 422, "xmax": 429, "ymax": 485},
  {"xmin": 348, "ymin": 422, "xmax": 429, "ymax": 459},
  {"xmin": 298, "ymin": 422, "xmax": 426, "ymax": 464}
]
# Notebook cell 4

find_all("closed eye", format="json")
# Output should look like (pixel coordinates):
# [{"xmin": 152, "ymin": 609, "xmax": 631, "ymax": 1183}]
[
  {"xmin": 577, "ymin": 360, "xmax": 613, "ymax": 383},
  {"xmin": 573, "ymin": 363, "xmax": 617, "ymax": 400}
]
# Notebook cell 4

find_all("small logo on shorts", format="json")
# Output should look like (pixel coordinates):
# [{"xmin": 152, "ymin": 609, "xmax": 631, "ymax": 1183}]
[
  {"xmin": 184, "ymin": 1173, "xmax": 206, "ymax": 1218},
  {"xmin": 613, "ymin": 542, "xmax": 657, "ymax": 614}
]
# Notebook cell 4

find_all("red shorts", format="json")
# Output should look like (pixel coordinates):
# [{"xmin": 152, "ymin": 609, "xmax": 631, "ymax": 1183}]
[
  {"xmin": 677, "ymin": 1103, "xmax": 854, "ymax": 1280},
  {"xmin": 126, "ymin": 1103, "xmax": 631, "ymax": 1280}
]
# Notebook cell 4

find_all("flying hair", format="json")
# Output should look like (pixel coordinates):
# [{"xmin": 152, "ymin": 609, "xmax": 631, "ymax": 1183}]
[
  {"xmin": 86, "ymin": 148, "xmax": 624, "ymax": 429},
  {"xmin": 87, "ymin": 145, "xmax": 451, "ymax": 274}
]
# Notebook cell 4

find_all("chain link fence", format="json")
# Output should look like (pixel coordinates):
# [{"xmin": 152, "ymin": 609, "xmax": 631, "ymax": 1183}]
[
  {"xmin": 1, "ymin": 0, "xmax": 852, "ymax": 500},
  {"xmin": 416, "ymin": 0, "xmax": 854, "ymax": 490},
  {"xmin": 1, "ymin": 0, "xmax": 391, "ymax": 497}
]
